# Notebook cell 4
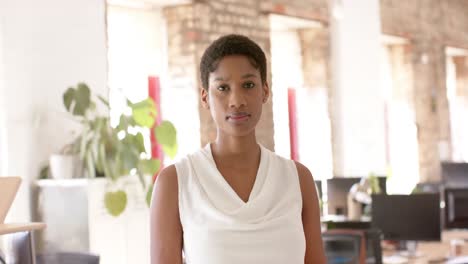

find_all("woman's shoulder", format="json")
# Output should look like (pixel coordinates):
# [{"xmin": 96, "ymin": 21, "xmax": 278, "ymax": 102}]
[
  {"xmin": 293, "ymin": 161, "xmax": 313, "ymax": 179},
  {"xmin": 291, "ymin": 161, "xmax": 318, "ymax": 201},
  {"xmin": 154, "ymin": 165, "xmax": 178, "ymax": 194}
]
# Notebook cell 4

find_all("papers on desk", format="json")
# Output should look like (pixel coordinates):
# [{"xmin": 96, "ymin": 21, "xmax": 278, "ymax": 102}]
[
  {"xmin": 384, "ymin": 255, "xmax": 468, "ymax": 264},
  {"xmin": 383, "ymin": 255, "xmax": 409, "ymax": 264},
  {"xmin": 447, "ymin": 256, "xmax": 468, "ymax": 264}
]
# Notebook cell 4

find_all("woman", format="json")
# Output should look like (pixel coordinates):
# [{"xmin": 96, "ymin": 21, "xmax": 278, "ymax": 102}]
[{"xmin": 150, "ymin": 34, "xmax": 326, "ymax": 264}]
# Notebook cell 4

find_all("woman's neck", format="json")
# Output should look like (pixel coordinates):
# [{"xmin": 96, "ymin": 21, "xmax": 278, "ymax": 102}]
[{"xmin": 212, "ymin": 132, "xmax": 259, "ymax": 159}]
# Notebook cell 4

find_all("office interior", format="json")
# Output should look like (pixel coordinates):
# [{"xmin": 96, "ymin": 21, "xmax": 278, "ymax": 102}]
[{"xmin": 1, "ymin": 0, "xmax": 468, "ymax": 263}]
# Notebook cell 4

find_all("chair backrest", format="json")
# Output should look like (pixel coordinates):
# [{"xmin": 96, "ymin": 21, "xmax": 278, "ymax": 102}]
[
  {"xmin": 323, "ymin": 228, "xmax": 383, "ymax": 264},
  {"xmin": 36, "ymin": 252, "xmax": 100, "ymax": 264},
  {"xmin": 0, "ymin": 176, "xmax": 21, "ymax": 223},
  {"xmin": 323, "ymin": 229, "xmax": 367, "ymax": 264}
]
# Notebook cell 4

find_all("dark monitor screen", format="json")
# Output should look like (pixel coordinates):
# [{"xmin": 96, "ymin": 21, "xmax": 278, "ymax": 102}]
[
  {"xmin": 371, "ymin": 194, "xmax": 441, "ymax": 241},
  {"xmin": 445, "ymin": 188, "xmax": 468, "ymax": 229},
  {"xmin": 441, "ymin": 162, "xmax": 468, "ymax": 187},
  {"xmin": 327, "ymin": 177, "xmax": 387, "ymax": 215},
  {"xmin": 413, "ymin": 182, "xmax": 442, "ymax": 194},
  {"xmin": 315, "ymin": 180, "xmax": 323, "ymax": 201}
]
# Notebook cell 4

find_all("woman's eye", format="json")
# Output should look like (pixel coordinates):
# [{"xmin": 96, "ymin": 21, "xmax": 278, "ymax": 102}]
[
  {"xmin": 243, "ymin": 82, "xmax": 255, "ymax": 89},
  {"xmin": 217, "ymin": 85, "xmax": 229, "ymax": 91}
]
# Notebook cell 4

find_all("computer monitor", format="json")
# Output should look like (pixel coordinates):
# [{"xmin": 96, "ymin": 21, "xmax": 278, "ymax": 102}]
[
  {"xmin": 444, "ymin": 188, "xmax": 468, "ymax": 229},
  {"xmin": 413, "ymin": 182, "xmax": 442, "ymax": 194},
  {"xmin": 441, "ymin": 162, "xmax": 468, "ymax": 188},
  {"xmin": 314, "ymin": 180, "xmax": 323, "ymax": 201},
  {"xmin": 371, "ymin": 194, "xmax": 441, "ymax": 242},
  {"xmin": 327, "ymin": 177, "xmax": 387, "ymax": 215}
]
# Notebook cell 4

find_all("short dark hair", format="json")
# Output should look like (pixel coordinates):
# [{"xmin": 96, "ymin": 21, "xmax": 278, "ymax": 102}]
[{"xmin": 199, "ymin": 34, "xmax": 267, "ymax": 90}]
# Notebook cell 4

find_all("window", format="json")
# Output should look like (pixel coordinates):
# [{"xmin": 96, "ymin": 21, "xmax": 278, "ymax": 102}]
[
  {"xmin": 446, "ymin": 47, "xmax": 468, "ymax": 162},
  {"xmin": 270, "ymin": 14, "xmax": 333, "ymax": 180},
  {"xmin": 380, "ymin": 37, "xmax": 420, "ymax": 194}
]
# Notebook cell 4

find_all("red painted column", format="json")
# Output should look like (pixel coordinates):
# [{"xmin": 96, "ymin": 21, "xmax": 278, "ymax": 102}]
[
  {"xmin": 288, "ymin": 88, "xmax": 299, "ymax": 161},
  {"xmin": 148, "ymin": 76, "xmax": 163, "ymax": 181}
]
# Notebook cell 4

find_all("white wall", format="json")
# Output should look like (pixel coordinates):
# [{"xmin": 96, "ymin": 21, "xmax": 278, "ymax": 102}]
[
  {"xmin": 0, "ymin": 11, "xmax": 7, "ymax": 176},
  {"xmin": 108, "ymin": 5, "xmax": 166, "ymax": 107},
  {"xmin": 330, "ymin": 0, "xmax": 386, "ymax": 176},
  {"xmin": 0, "ymin": 0, "xmax": 108, "ymax": 222}
]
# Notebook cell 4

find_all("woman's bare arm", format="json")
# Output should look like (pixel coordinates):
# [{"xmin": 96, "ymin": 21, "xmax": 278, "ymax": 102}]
[
  {"xmin": 295, "ymin": 161, "xmax": 327, "ymax": 264},
  {"xmin": 150, "ymin": 165, "xmax": 183, "ymax": 264}
]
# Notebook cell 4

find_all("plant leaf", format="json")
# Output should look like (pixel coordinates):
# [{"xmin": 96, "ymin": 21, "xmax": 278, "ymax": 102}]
[
  {"xmin": 98, "ymin": 95, "xmax": 110, "ymax": 107},
  {"xmin": 133, "ymin": 132, "xmax": 146, "ymax": 154},
  {"xmin": 131, "ymin": 98, "xmax": 157, "ymax": 128},
  {"xmin": 73, "ymin": 83, "xmax": 91, "ymax": 116},
  {"xmin": 162, "ymin": 143, "xmax": 178, "ymax": 159},
  {"xmin": 139, "ymin": 159, "xmax": 160, "ymax": 175},
  {"xmin": 117, "ymin": 115, "xmax": 127, "ymax": 131},
  {"xmin": 119, "ymin": 145, "xmax": 139, "ymax": 173},
  {"xmin": 86, "ymin": 150, "xmax": 95, "ymax": 178},
  {"xmin": 97, "ymin": 141, "xmax": 108, "ymax": 178},
  {"xmin": 63, "ymin": 87, "xmax": 75, "ymax": 111},
  {"xmin": 154, "ymin": 121, "xmax": 177, "ymax": 149},
  {"xmin": 39, "ymin": 165, "xmax": 50, "ymax": 180},
  {"xmin": 104, "ymin": 190, "xmax": 127, "ymax": 217},
  {"xmin": 146, "ymin": 185, "xmax": 153, "ymax": 207}
]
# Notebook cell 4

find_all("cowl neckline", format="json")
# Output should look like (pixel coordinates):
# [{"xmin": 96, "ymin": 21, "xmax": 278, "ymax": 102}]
[{"xmin": 201, "ymin": 143, "xmax": 268, "ymax": 206}]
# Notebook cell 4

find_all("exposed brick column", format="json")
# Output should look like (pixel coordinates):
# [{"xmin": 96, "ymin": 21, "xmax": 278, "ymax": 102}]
[
  {"xmin": 298, "ymin": 27, "xmax": 334, "ymax": 176},
  {"xmin": 388, "ymin": 45, "xmax": 414, "ymax": 105},
  {"xmin": 412, "ymin": 41, "xmax": 449, "ymax": 182},
  {"xmin": 436, "ymin": 49, "xmax": 452, "ymax": 163},
  {"xmin": 451, "ymin": 56, "xmax": 468, "ymax": 160},
  {"xmin": 165, "ymin": 1, "xmax": 275, "ymax": 150},
  {"xmin": 453, "ymin": 56, "xmax": 468, "ymax": 99},
  {"xmin": 299, "ymin": 28, "xmax": 330, "ymax": 92}
]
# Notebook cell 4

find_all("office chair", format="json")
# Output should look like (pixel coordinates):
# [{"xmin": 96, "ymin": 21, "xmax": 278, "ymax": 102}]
[
  {"xmin": 36, "ymin": 252, "xmax": 99, "ymax": 264},
  {"xmin": 323, "ymin": 229, "xmax": 382, "ymax": 264}
]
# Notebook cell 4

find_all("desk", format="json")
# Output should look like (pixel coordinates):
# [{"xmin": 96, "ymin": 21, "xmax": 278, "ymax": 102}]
[
  {"xmin": 0, "ymin": 223, "xmax": 46, "ymax": 264},
  {"xmin": 383, "ymin": 230, "xmax": 468, "ymax": 264}
]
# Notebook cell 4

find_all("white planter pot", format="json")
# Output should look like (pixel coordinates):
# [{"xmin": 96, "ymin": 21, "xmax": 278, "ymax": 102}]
[{"xmin": 49, "ymin": 154, "xmax": 82, "ymax": 179}]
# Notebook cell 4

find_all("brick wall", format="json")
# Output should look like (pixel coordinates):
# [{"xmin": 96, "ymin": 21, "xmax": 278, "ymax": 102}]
[
  {"xmin": 164, "ymin": 0, "xmax": 328, "ymax": 151},
  {"xmin": 454, "ymin": 57, "xmax": 468, "ymax": 98},
  {"xmin": 259, "ymin": 0, "xmax": 328, "ymax": 23},
  {"xmin": 381, "ymin": 0, "xmax": 468, "ymax": 182},
  {"xmin": 381, "ymin": 0, "xmax": 468, "ymax": 46},
  {"xmin": 299, "ymin": 28, "xmax": 330, "ymax": 92},
  {"xmin": 164, "ymin": 0, "xmax": 468, "ymax": 182}
]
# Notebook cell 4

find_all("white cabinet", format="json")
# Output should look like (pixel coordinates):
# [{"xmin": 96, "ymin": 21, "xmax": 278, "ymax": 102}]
[{"xmin": 35, "ymin": 178, "xmax": 150, "ymax": 264}]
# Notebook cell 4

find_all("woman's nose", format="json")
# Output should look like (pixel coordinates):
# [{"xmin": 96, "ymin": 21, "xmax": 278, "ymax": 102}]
[{"xmin": 229, "ymin": 88, "xmax": 247, "ymax": 109}]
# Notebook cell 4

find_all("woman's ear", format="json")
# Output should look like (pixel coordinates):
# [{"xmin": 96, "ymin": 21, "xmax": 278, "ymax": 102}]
[
  {"xmin": 262, "ymin": 82, "xmax": 270, "ymax": 103},
  {"xmin": 201, "ymin": 88, "xmax": 210, "ymax": 109}
]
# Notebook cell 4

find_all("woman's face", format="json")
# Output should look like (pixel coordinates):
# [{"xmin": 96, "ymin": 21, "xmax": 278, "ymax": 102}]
[{"xmin": 201, "ymin": 55, "xmax": 269, "ymax": 137}]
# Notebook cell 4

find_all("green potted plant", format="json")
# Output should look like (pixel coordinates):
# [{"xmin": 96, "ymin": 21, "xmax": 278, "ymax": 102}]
[{"xmin": 63, "ymin": 82, "xmax": 177, "ymax": 216}]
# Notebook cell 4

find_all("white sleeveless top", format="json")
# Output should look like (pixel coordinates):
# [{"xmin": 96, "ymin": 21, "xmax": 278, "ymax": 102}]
[{"xmin": 175, "ymin": 144, "xmax": 306, "ymax": 264}]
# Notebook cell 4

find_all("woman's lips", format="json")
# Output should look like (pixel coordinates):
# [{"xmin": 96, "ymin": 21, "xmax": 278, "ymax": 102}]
[{"xmin": 227, "ymin": 113, "xmax": 251, "ymax": 122}]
